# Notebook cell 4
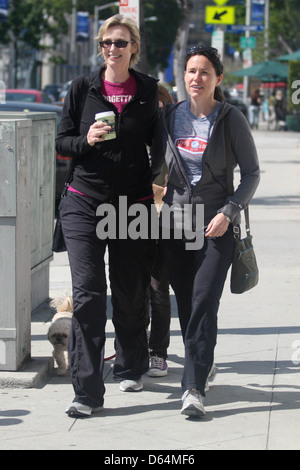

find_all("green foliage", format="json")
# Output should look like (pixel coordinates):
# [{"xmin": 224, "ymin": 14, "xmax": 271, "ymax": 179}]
[
  {"xmin": 0, "ymin": 0, "xmax": 70, "ymax": 47},
  {"xmin": 143, "ymin": 0, "xmax": 180, "ymax": 72},
  {"xmin": 269, "ymin": 0, "xmax": 300, "ymax": 53},
  {"xmin": 225, "ymin": 4, "xmax": 246, "ymax": 54}
]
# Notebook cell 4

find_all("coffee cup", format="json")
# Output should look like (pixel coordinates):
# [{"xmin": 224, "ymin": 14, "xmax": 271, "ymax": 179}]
[{"xmin": 95, "ymin": 111, "xmax": 116, "ymax": 140}]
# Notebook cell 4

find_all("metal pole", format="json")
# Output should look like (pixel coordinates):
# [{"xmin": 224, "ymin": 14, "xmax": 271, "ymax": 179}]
[
  {"xmin": 245, "ymin": 0, "xmax": 251, "ymax": 40},
  {"xmin": 264, "ymin": 0, "xmax": 269, "ymax": 61},
  {"xmin": 93, "ymin": 6, "xmax": 99, "ymax": 69},
  {"xmin": 92, "ymin": 2, "xmax": 119, "ymax": 71},
  {"xmin": 243, "ymin": 0, "xmax": 252, "ymax": 101},
  {"xmin": 70, "ymin": 0, "xmax": 77, "ymax": 79}
]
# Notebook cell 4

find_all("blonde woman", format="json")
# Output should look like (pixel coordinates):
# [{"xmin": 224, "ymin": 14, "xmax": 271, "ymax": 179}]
[{"xmin": 56, "ymin": 15, "xmax": 161, "ymax": 417}]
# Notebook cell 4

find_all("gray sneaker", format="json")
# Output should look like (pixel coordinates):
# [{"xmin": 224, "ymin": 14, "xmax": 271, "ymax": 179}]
[
  {"xmin": 181, "ymin": 389, "xmax": 206, "ymax": 417},
  {"xmin": 148, "ymin": 355, "xmax": 168, "ymax": 377},
  {"xmin": 119, "ymin": 379, "xmax": 143, "ymax": 392},
  {"xmin": 65, "ymin": 401, "xmax": 103, "ymax": 417}
]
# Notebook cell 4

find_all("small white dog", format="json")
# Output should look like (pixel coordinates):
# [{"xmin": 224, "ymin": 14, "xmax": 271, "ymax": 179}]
[{"xmin": 48, "ymin": 296, "xmax": 73, "ymax": 376}]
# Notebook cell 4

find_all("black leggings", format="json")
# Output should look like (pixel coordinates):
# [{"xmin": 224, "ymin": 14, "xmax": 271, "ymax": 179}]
[
  {"xmin": 60, "ymin": 191, "xmax": 155, "ymax": 407},
  {"xmin": 163, "ymin": 229, "xmax": 234, "ymax": 396}
]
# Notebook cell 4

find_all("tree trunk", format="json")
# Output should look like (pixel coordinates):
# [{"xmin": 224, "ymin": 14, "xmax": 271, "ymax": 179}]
[
  {"xmin": 13, "ymin": 39, "xmax": 18, "ymax": 88},
  {"xmin": 278, "ymin": 34, "xmax": 293, "ymax": 54},
  {"xmin": 174, "ymin": 0, "xmax": 194, "ymax": 101}
]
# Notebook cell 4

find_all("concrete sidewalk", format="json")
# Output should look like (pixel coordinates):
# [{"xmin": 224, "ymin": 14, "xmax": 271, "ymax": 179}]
[{"xmin": 0, "ymin": 128, "xmax": 300, "ymax": 450}]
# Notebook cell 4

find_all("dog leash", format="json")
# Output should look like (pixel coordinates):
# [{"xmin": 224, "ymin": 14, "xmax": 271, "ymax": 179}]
[{"xmin": 104, "ymin": 353, "xmax": 116, "ymax": 361}]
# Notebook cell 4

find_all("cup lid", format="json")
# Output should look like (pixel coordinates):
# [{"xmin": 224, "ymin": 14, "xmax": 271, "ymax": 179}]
[{"xmin": 95, "ymin": 111, "xmax": 115, "ymax": 119}]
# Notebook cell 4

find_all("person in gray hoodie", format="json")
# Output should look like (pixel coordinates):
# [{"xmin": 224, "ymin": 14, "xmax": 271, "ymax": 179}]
[{"xmin": 157, "ymin": 46, "xmax": 260, "ymax": 417}]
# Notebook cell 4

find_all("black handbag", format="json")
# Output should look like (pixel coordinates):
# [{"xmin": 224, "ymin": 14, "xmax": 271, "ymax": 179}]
[
  {"xmin": 52, "ymin": 214, "xmax": 66, "ymax": 253},
  {"xmin": 224, "ymin": 114, "xmax": 259, "ymax": 294},
  {"xmin": 230, "ymin": 208, "xmax": 259, "ymax": 294},
  {"xmin": 52, "ymin": 80, "xmax": 89, "ymax": 253},
  {"xmin": 52, "ymin": 163, "xmax": 73, "ymax": 253}
]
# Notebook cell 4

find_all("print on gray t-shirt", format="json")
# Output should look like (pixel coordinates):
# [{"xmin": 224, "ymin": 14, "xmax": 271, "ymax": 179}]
[{"xmin": 173, "ymin": 100, "xmax": 221, "ymax": 185}]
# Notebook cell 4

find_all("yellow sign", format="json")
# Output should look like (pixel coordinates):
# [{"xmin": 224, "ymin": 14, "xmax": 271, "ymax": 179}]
[
  {"xmin": 205, "ymin": 6, "xmax": 235, "ymax": 25},
  {"xmin": 213, "ymin": 0, "xmax": 229, "ymax": 5}
]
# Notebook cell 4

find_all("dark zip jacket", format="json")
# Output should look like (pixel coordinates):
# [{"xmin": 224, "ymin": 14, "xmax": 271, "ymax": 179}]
[
  {"xmin": 156, "ymin": 100, "xmax": 260, "ymax": 226},
  {"xmin": 56, "ymin": 68, "xmax": 161, "ymax": 202}
]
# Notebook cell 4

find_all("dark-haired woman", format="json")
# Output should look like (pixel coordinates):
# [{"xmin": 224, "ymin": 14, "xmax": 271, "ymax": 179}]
[{"xmin": 159, "ymin": 46, "xmax": 260, "ymax": 417}]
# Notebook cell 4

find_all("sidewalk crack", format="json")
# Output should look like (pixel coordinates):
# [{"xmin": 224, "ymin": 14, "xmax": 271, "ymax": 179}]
[{"xmin": 266, "ymin": 333, "xmax": 280, "ymax": 450}]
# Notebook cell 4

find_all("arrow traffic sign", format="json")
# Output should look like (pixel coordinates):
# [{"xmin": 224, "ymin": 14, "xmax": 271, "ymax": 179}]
[{"xmin": 205, "ymin": 6, "xmax": 235, "ymax": 25}]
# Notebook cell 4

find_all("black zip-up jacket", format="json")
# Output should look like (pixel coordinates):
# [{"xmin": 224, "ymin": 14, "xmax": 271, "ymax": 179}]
[
  {"xmin": 56, "ymin": 68, "xmax": 161, "ymax": 202},
  {"xmin": 155, "ymin": 101, "xmax": 260, "ymax": 226}
]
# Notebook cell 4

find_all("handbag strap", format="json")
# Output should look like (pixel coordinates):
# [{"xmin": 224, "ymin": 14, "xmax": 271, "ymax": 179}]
[
  {"xmin": 224, "ymin": 112, "xmax": 250, "ymax": 237},
  {"xmin": 224, "ymin": 113, "xmax": 234, "ymax": 197},
  {"xmin": 61, "ymin": 161, "xmax": 75, "ymax": 198}
]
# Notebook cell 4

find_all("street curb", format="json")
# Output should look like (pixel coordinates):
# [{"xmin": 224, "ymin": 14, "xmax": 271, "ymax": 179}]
[{"xmin": 0, "ymin": 357, "xmax": 54, "ymax": 389}]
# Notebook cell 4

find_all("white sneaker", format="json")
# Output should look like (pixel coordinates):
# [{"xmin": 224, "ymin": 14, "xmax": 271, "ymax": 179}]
[
  {"xmin": 148, "ymin": 355, "xmax": 168, "ymax": 377},
  {"xmin": 181, "ymin": 389, "xmax": 206, "ymax": 417},
  {"xmin": 65, "ymin": 401, "xmax": 103, "ymax": 417},
  {"xmin": 205, "ymin": 363, "xmax": 217, "ymax": 392},
  {"xmin": 119, "ymin": 379, "xmax": 143, "ymax": 392}
]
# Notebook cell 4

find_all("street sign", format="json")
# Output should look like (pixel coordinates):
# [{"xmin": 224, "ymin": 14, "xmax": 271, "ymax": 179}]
[
  {"xmin": 240, "ymin": 37, "xmax": 256, "ymax": 49},
  {"xmin": 119, "ymin": 0, "xmax": 140, "ymax": 28},
  {"xmin": 227, "ymin": 24, "xmax": 264, "ymax": 33},
  {"xmin": 213, "ymin": 0, "xmax": 229, "ymax": 5},
  {"xmin": 212, "ymin": 29, "xmax": 224, "ymax": 58},
  {"xmin": 205, "ymin": 6, "xmax": 235, "ymax": 25}
]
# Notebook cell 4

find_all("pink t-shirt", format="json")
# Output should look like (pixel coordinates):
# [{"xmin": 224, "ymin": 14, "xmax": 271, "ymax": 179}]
[{"xmin": 100, "ymin": 74, "xmax": 137, "ymax": 113}]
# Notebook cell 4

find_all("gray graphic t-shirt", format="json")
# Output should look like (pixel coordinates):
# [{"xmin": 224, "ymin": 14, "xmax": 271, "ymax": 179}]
[{"xmin": 173, "ymin": 100, "xmax": 221, "ymax": 186}]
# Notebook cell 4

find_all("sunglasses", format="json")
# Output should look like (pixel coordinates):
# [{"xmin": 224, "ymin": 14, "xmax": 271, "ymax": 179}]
[
  {"xmin": 186, "ymin": 46, "xmax": 219, "ymax": 57},
  {"xmin": 99, "ymin": 40, "xmax": 135, "ymax": 49}
]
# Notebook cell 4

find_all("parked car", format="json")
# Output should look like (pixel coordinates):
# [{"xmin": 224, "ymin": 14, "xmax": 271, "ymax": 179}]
[
  {"xmin": 43, "ymin": 84, "xmax": 63, "ymax": 102},
  {"xmin": 4, "ymin": 89, "xmax": 53, "ymax": 103},
  {"xmin": 59, "ymin": 81, "xmax": 72, "ymax": 102},
  {"xmin": 223, "ymin": 88, "xmax": 249, "ymax": 119},
  {"xmin": 0, "ymin": 100, "xmax": 71, "ymax": 214}
]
